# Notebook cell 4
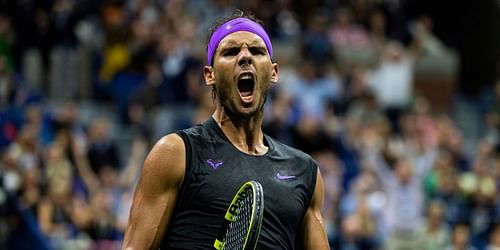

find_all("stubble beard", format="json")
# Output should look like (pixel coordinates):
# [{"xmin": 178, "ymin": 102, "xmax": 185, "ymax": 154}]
[{"xmin": 214, "ymin": 85, "xmax": 268, "ymax": 121}]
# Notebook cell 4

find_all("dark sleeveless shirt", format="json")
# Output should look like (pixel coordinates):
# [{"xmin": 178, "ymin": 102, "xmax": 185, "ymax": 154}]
[{"xmin": 162, "ymin": 117, "xmax": 318, "ymax": 249}]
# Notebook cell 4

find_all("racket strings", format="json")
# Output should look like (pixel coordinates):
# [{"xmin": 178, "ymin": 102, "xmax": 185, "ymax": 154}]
[{"xmin": 223, "ymin": 191, "xmax": 254, "ymax": 249}]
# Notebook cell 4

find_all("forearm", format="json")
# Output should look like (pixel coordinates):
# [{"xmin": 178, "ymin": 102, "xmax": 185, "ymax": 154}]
[
  {"xmin": 123, "ymin": 133, "xmax": 185, "ymax": 249},
  {"xmin": 74, "ymin": 155, "xmax": 100, "ymax": 193},
  {"xmin": 301, "ymin": 170, "xmax": 330, "ymax": 249},
  {"xmin": 122, "ymin": 180, "xmax": 182, "ymax": 249},
  {"xmin": 301, "ymin": 208, "xmax": 330, "ymax": 250}
]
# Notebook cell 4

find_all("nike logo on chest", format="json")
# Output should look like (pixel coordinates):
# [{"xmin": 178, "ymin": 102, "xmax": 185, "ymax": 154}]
[{"xmin": 276, "ymin": 172, "xmax": 296, "ymax": 180}]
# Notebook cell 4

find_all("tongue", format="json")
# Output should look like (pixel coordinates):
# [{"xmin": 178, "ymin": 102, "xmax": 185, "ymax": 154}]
[
  {"xmin": 238, "ymin": 78, "xmax": 254, "ymax": 97},
  {"xmin": 240, "ymin": 91, "xmax": 252, "ymax": 97}
]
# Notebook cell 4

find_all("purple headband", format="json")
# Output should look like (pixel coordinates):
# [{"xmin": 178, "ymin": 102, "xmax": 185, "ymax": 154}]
[{"xmin": 207, "ymin": 17, "xmax": 273, "ymax": 65}]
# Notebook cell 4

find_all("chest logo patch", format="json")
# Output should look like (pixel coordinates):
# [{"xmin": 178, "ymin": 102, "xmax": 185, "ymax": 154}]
[
  {"xmin": 206, "ymin": 159, "xmax": 223, "ymax": 170},
  {"xmin": 276, "ymin": 172, "xmax": 296, "ymax": 180}
]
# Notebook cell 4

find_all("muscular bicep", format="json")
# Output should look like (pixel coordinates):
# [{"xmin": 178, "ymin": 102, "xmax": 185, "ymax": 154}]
[
  {"xmin": 299, "ymin": 169, "xmax": 330, "ymax": 250},
  {"xmin": 122, "ymin": 134, "xmax": 186, "ymax": 250}
]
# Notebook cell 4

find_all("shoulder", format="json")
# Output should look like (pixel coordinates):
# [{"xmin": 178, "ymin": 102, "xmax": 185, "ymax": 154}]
[
  {"xmin": 151, "ymin": 133, "xmax": 185, "ymax": 154},
  {"xmin": 178, "ymin": 122, "xmax": 206, "ymax": 137},
  {"xmin": 267, "ymin": 136, "xmax": 318, "ymax": 179},
  {"xmin": 268, "ymin": 136, "xmax": 317, "ymax": 168},
  {"xmin": 177, "ymin": 120, "xmax": 216, "ymax": 145},
  {"xmin": 143, "ymin": 133, "xmax": 186, "ymax": 187}
]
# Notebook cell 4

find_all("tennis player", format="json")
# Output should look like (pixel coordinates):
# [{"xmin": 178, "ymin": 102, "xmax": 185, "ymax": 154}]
[{"xmin": 122, "ymin": 10, "xmax": 330, "ymax": 249}]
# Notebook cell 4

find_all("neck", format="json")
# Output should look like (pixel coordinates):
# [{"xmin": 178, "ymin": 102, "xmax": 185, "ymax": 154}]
[{"xmin": 212, "ymin": 107, "xmax": 268, "ymax": 156}]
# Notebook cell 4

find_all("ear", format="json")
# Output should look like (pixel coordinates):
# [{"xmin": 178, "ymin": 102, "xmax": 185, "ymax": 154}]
[
  {"xmin": 270, "ymin": 62, "xmax": 279, "ymax": 84},
  {"xmin": 204, "ymin": 66, "xmax": 215, "ymax": 86}
]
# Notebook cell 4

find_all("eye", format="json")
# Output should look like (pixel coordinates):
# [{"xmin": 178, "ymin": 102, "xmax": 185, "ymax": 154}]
[
  {"xmin": 249, "ymin": 47, "xmax": 266, "ymax": 55},
  {"xmin": 222, "ymin": 47, "xmax": 240, "ymax": 57}
]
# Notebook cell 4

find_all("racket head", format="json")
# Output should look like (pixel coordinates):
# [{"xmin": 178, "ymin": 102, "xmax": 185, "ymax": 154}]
[{"xmin": 214, "ymin": 180, "xmax": 264, "ymax": 250}]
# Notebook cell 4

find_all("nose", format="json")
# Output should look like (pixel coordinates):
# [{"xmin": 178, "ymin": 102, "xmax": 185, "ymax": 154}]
[{"xmin": 238, "ymin": 48, "xmax": 252, "ymax": 66}]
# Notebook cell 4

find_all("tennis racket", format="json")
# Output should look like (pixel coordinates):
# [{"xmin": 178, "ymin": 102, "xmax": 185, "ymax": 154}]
[{"xmin": 214, "ymin": 181, "xmax": 264, "ymax": 250}]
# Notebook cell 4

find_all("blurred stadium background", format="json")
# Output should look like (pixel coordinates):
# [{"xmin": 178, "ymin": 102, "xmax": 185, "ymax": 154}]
[{"xmin": 0, "ymin": 0, "xmax": 499, "ymax": 249}]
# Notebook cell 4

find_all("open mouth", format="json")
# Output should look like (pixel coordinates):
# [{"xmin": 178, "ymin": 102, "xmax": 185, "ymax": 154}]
[{"xmin": 237, "ymin": 73, "xmax": 255, "ymax": 101}]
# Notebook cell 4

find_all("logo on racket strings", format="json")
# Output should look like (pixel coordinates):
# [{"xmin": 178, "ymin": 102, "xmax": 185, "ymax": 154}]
[{"xmin": 226, "ymin": 185, "xmax": 252, "ymax": 221}]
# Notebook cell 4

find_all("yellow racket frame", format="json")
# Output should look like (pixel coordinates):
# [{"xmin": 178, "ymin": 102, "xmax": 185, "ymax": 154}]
[{"xmin": 214, "ymin": 181, "xmax": 264, "ymax": 250}]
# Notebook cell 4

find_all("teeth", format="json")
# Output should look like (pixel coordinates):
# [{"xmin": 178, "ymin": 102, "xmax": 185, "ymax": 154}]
[{"xmin": 239, "ymin": 74, "xmax": 253, "ymax": 80}]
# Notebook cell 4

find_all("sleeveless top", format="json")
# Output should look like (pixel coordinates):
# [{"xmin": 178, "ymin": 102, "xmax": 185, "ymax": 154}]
[{"xmin": 162, "ymin": 117, "xmax": 317, "ymax": 249}]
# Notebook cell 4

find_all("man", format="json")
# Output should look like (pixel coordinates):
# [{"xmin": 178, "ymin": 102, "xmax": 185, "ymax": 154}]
[{"xmin": 122, "ymin": 10, "xmax": 330, "ymax": 249}]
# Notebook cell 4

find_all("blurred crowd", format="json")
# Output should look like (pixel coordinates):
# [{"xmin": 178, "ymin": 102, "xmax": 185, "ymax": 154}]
[{"xmin": 0, "ymin": 0, "xmax": 499, "ymax": 249}]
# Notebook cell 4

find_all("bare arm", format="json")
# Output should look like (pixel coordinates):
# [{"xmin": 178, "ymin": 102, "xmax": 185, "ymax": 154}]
[
  {"xmin": 122, "ymin": 133, "xmax": 186, "ymax": 250},
  {"xmin": 300, "ymin": 169, "xmax": 330, "ymax": 249},
  {"xmin": 72, "ymin": 137, "xmax": 100, "ymax": 195},
  {"xmin": 119, "ymin": 137, "xmax": 148, "ymax": 188},
  {"xmin": 38, "ymin": 198, "xmax": 54, "ymax": 234}
]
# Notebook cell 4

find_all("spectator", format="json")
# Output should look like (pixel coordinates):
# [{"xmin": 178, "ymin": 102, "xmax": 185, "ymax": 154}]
[
  {"xmin": 282, "ymin": 59, "xmax": 342, "ymax": 122},
  {"xmin": 338, "ymin": 163, "xmax": 384, "ymax": 249},
  {"xmin": 328, "ymin": 7, "xmax": 369, "ymax": 49},
  {"xmin": 0, "ymin": 13, "xmax": 14, "ymax": 70},
  {"xmin": 368, "ymin": 154, "xmax": 432, "ymax": 250},
  {"xmin": 86, "ymin": 117, "xmax": 120, "ymax": 174},
  {"xmin": 336, "ymin": 210, "xmax": 378, "ymax": 250},
  {"xmin": 459, "ymin": 157, "xmax": 497, "ymax": 249},
  {"xmin": 366, "ymin": 8, "xmax": 388, "ymax": 63},
  {"xmin": 487, "ymin": 223, "xmax": 500, "ymax": 250},
  {"xmin": 418, "ymin": 200, "xmax": 451, "ymax": 250},
  {"xmin": 328, "ymin": 6, "xmax": 371, "ymax": 71},
  {"xmin": 300, "ymin": 11, "xmax": 334, "ymax": 65},
  {"xmin": 446, "ymin": 223, "xmax": 478, "ymax": 250},
  {"xmin": 366, "ymin": 41, "xmax": 416, "ymax": 134},
  {"xmin": 263, "ymin": 89, "xmax": 296, "ymax": 147}
]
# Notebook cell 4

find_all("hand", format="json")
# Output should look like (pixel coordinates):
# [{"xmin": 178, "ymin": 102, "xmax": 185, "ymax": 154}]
[
  {"xmin": 72, "ymin": 137, "xmax": 87, "ymax": 159},
  {"xmin": 131, "ymin": 137, "xmax": 147, "ymax": 159}
]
